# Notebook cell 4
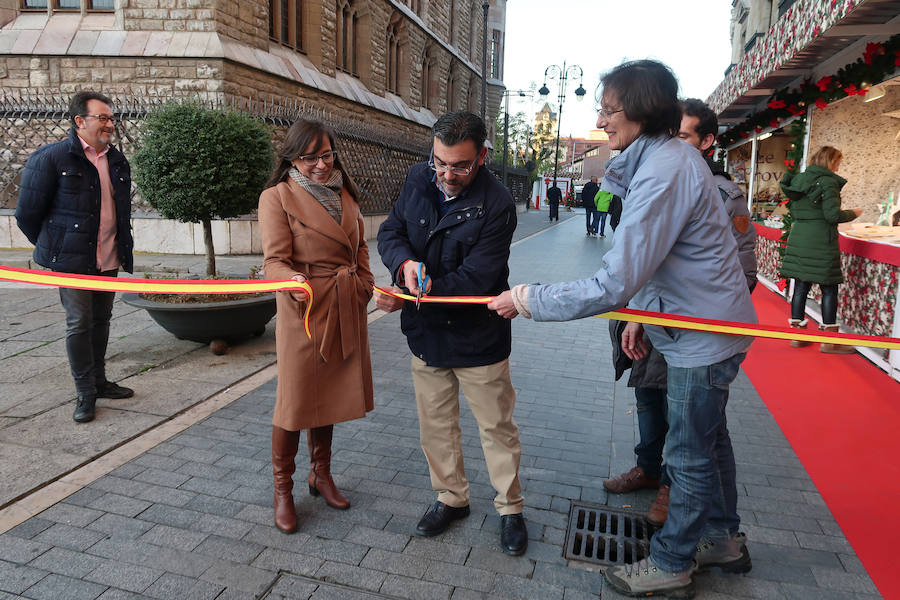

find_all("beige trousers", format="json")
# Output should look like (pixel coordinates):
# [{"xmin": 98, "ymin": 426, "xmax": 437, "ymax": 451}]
[{"xmin": 411, "ymin": 356, "xmax": 524, "ymax": 515}]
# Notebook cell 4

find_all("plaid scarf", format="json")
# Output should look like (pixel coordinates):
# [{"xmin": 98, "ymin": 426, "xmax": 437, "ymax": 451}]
[{"xmin": 289, "ymin": 167, "xmax": 343, "ymax": 224}]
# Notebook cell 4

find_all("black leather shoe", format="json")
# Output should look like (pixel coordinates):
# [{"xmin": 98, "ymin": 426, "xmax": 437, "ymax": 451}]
[
  {"xmin": 73, "ymin": 396, "xmax": 97, "ymax": 423},
  {"xmin": 96, "ymin": 381, "xmax": 134, "ymax": 399},
  {"xmin": 415, "ymin": 501, "xmax": 470, "ymax": 537},
  {"xmin": 500, "ymin": 514, "xmax": 528, "ymax": 556}
]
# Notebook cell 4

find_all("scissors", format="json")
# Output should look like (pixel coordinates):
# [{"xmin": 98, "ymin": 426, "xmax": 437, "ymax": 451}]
[{"xmin": 415, "ymin": 262, "xmax": 430, "ymax": 310}]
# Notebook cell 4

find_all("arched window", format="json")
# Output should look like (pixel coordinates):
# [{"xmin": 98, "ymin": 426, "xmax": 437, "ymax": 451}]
[
  {"xmin": 386, "ymin": 13, "xmax": 407, "ymax": 95},
  {"xmin": 336, "ymin": 0, "xmax": 358, "ymax": 76},
  {"xmin": 270, "ymin": 0, "xmax": 303, "ymax": 51},
  {"xmin": 421, "ymin": 46, "xmax": 435, "ymax": 110}
]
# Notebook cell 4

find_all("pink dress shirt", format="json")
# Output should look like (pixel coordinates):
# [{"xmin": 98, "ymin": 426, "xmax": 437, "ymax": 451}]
[{"xmin": 78, "ymin": 135, "xmax": 120, "ymax": 272}]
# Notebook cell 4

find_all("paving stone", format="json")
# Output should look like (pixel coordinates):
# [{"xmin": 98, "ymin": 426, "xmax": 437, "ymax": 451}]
[
  {"xmin": 0, "ymin": 559, "xmax": 48, "ymax": 594},
  {"xmin": 27, "ymin": 546, "xmax": 101, "ymax": 579},
  {"xmin": 87, "ymin": 513, "xmax": 155, "ymax": 540},
  {"xmin": 299, "ymin": 536, "xmax": 370, "ymax": 565},
  {"xmin": 108, "ymin": 462, "xmax": 147, "ymax": 479},
  {"xmin": 265, "ymin": 574, "xmax": 320, "ymax": 599},
  {"xmin": 532, "ymin": 562, "xmax": 604, "ymax": 595},
  {"xmin": 132, "ymin": 468, "xmax": 191, "ymax": 489},
  {"xmin": 184, "ymin": 493, "xmax": 247, "ymax": 517},
  {"xmin": 95, "ymin": 589, "xmax": 151, "ymax": 600},
  {"xmin": 87, "ymin": 493, "xmax": 153, "ymax": 518},
  {"xmin": 193, "ymin": 534, "xmax": 266, "ymax": 564},
  {"xmin": 133, "ymin": 483, "xmax": 196, "ymax": 507},
  {"xmin": 33, "ymin": 523, "xmax": 106, "ymax": 552},
  {"xmin": 194, "ymin": 514, "xmax": 254, "ymax": 540},
  {"xmin": 810, "ymin": 566, "xmax": 879, "ymax": 595},
  {"xmin": 360, "ymin": 547, "xmax": 430, "ymax": 578},
  {"xmin": 0, "ymin": 533, "xmax": 51, "ymax": 563},
  {"xmin": 423, "ymin": 561, "xmax": 496, "ymax": 593},
  {"xmin": 178, "ymin": 476, "xmax": 240, "ymax": 497},
  {"xmin": 199, "ymin": 561, "xmax": 278, "ymax": 594},
  {"xmin": 315, "ymin": 560, "xmax": 387, "ymax": 592},
  {"xmin": 176, "ymin": 462, "xmax": 232, "ymax": 481},
  {"xmin": 6, "ymin": 517, "xmax": 55, "ymax": 540},
  {"xmin": 251, "ymin": 547, "xmax": 322, "ymax": 576},
  {"xmin": 84, "ymin": 559, "xmax": 165, "ymax": 593},
  {"xmin": 490, "ymin": 573, "xmax": 565, "ymax": 600},
  {"xmin": 464, "ymin": 546, "xmax": 534, "ymax": 578},
  {"xmin": 402, "ymin": 537, "xmax": 471, "ymax": 565},
  {"xmin": 242, "ymin": 523, "xmax": 313, "ymax": 553},
  {"xmin": 87, "ymin": 538, "xmax": 214, "ymax": 578},
  {"xmin": 136, "ymin": 504, "xmax": 203, "ymax": 529},
  {"xmin": 132, "ymin": 453, "xmax": 186, "ymax": 472},
  {"xmin": 38, "ymin": 503, "xmax": 105, "ymax": 527},
  {"xmin": 379, "ymin": 573, "xmax": 452, "ymax": 600},
  {"xmin": 294, "ymin": 516, "xmax": 355, "ymax": 540},
  {"xmin": 779, "ymin": 582, "xmax": 877, "ymax": 599},
  {"xmin": 23, "ymin": 572, "xmax": 108, "ymax": 600},
  {"xmin": 90, "ymin": 475, "xmax": 147, "ymax": 497},
  {"xmin": 139, "ymin": 524, "xmax": 209, "ymax": 552},
  {"xmin": 346, "ymin": 525, "xmax": 409, "ymax": 552},
  {"xmin": 143, "ymin": 572, "xmax": 224, "ymax": 600}
]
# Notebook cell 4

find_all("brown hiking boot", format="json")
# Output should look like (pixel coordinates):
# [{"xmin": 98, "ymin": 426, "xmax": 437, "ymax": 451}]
[
  {"xmin": 647, "ymin": 484, "xmax": 670, "ymax": 526},
  {"xmin": 603, "ymin": 466, "xmax": 660, "ymax": 494},
  {"xmin": 789, "ymin": 318, "xmax": 811, "ymax": 348},
  {"xmin": 819, "ymin": 324, "xmax": 855, "ymax": 354}
]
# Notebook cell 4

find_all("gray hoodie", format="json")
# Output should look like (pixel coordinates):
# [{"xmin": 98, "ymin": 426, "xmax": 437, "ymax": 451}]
[{"xmin": 528, "ymin": 135, "xmax": 757, "ymax": 368}]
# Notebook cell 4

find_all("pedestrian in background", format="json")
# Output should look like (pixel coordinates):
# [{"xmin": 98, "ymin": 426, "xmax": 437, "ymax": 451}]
[
  {"xmin": 258, "ymin": 118, "xmax": 375, "ymax": 534},
  {"xmin": 582, "ymin": 175, "xmax": 600, "ymax": 236},
  {"xmin": 489, "ymin": 59, "xmax": 756, "ymax": 597},
  {"xmin": 593, "ymin": 189, "xmax": 612, "ymax": 237},
  {"xmin": 376, "ymin": 111, "xmax": 528, "ymax": 556},
  {"xmin": 16, "ymin": 90, "xmax": 135, "ymax": 424},
  {"xmin": 781, "ymin": 145, "xmax": 861, "ymax": 353},
  {"xmin": 546, "ymin": 182, "xmax": 561, "ymax": 221}
]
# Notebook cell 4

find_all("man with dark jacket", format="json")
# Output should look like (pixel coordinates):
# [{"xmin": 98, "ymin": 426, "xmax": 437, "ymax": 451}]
[
  {"xmin": 582, "ymin": 176, "xmax": 599, "ymax": 236},
  {"xmin": 376, "ymin": 111, "xmax": 527, "ymax": 556},
  {"xmin": 546, "ymin": 182, "xmax": 561, "ymax": 221},
  {"xmin": 16, "ymin": 90, "xmax": 135, "ymax": 424}
]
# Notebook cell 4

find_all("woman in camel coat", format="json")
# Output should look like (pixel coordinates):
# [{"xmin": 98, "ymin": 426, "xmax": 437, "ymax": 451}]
[{"xmin": 258, "ymin": 119, "xmax": 374, "ymax": 533}]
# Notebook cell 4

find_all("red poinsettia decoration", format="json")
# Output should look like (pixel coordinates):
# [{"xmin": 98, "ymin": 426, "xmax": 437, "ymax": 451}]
[
  {"xmin": 786, "ymin": 104, "xmax": 803, "ymax": 116},
  {"xmin": 754, "ymin": 126, "xmax": 763, "ymax": 134},
  {"xmin": 784, "ymin": 159, "xmax": 795, "ymax": 168},
  {"xmin": 739, "ymin": 131, "xmax": 749, "ymax": 139},
  {"xmin": 816, "ymin": 76, "xmax": 832, "ymax": 92},
  {"xmin": 770, "ymin": 119, "xmax": 779, "ymax": 129},
  {"xmin": 815, "ymin": 98, "xmax": 828, "ymax": 110},
  {"xmin": 768, "ymin": 99, "xmax": 787, "ymax": 110},
  {"xmin": 863, "ymin": 42, "xmax": 884, "ymax": 66}
]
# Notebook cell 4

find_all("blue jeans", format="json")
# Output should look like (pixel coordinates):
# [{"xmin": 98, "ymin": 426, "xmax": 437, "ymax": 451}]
[
  {"xmin": 58, "ymin": 270, "xmax": 117, "ymax": 396},
  {"xmin": 592, "ymin": 211, "xmax": 608, "ymax": 235},
  {"xmin": 585, "ymin": 208, "xmax": 595, "ymax": 233},
  {"xmin": 634, "ymin": 387, "xmax": 667, "ymax": 480},
  {"xmin": 650, "ymin": 352, "xmax": 746, "ymax": 572}
]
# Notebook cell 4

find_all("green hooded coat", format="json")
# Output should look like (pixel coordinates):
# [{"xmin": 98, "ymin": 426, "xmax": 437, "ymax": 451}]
[{"xmin": 779, "ymin": 165, "xmax": 857, "ymax": 285}]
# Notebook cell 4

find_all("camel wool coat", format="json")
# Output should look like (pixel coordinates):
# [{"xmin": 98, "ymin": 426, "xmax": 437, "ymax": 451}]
[{"xmin": 258, "ymin": 177, "xmax": 374, "ymax": 431}]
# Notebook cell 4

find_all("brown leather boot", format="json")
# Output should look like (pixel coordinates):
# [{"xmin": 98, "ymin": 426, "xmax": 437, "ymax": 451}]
[
  {"xmin": 820, "ymin": 324, "xmax": 855, "ymax": 354},
  {"xmin": 272, "ymin": 426, "xmax": 300, "ymax": 533},
  {"xmin": 307, "ymin": 425, "xmax": 350, "ymax": 509},
  {"xmin": 603, "ymin": 466, "xmax": 660, "ymax": 493},
  {"xmin": 789, "ymin": 319, "xmax": 811, "ymax": 348},
  {"xmin": 647, "ymin": 484, "xmax": 670, "ymax": 527}
]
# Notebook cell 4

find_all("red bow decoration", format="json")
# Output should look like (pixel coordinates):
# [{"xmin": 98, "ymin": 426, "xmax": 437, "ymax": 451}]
[
  {"xmin": 863, "ymin": 42, "xmax": 884, "ymax": 66},
  {"xmin": 816, "ymin": 76, "xmax": 832, "ymax": 92},
  {"xmin": 768, "ymin": 99, "xmax": 786, "ymax": 110},
  {"xmin": 777, "ymin": 278, "xmax": 788, "ymax": 292},
  {"xmin": 815, "ymin": 98, "xmax": 828, "ymax": 110}
]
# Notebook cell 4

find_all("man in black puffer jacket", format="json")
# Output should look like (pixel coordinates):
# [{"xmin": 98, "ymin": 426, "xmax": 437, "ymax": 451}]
[
  {"xmin": 16, "ymin": 90, "xmax": 135, "ymax": 424},
  {"xmin": 376, "ymin": 111, "xmax": 527, "ymax": 557}
]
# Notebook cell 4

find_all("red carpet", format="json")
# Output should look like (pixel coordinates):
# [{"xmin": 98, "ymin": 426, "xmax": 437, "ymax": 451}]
[{"xmin": 742, "ymin": 286, "xmax": 900, "ymax": 598}]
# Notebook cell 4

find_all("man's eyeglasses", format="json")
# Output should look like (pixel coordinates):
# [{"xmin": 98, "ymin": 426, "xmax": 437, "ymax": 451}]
[
  {"xmin": 298, "ymin": 150, "xmax": 337, "ymax": 166},
  {"xmin": 82, "ymin": 114, "xmax": 116, "ymax": 124},
  {"xmin": 428, "ymin": 154, "xmax": 479, "ymax": 176},
  {"xmin": 596, "ymin": 107, "xmax": 624, "ymax": 119}
]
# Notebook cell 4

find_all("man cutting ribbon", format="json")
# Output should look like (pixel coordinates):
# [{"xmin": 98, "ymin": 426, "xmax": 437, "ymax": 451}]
[{"xmin": 376, "ymin": 110, "xmax": 528, "ymax": 556}]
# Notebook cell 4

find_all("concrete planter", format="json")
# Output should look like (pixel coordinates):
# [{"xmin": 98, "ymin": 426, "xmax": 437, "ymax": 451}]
[{"xmin": 122, "ymin": 292, "xmax": 276, "ymax": 346}]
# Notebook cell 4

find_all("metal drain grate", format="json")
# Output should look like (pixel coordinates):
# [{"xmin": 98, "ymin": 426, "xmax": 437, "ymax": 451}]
[{"xmin": 564, "ymin": 502, "xmax": 657, "ymax": 566}]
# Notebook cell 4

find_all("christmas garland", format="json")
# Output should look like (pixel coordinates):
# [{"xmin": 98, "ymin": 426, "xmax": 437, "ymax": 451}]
[{"xmin": 719, "ymin": 34, "xmax": 900, "ymax": 148}]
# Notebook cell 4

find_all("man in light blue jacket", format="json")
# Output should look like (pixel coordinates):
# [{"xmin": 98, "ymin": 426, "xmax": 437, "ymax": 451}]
[{"xmin": 490, "ymin": 60, "xmax": 757, "ymax": 598}]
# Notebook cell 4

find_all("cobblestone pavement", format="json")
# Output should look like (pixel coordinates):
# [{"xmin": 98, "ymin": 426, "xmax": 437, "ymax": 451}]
[{"xmin": 0, "ymin": 209, "xmax": 881, "ymax": 599}]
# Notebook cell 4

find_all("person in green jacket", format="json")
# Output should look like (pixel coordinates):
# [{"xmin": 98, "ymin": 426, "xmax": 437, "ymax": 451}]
[{"xmin": 780, "ymin": 146, "xmax": 862, "ymax": 353}]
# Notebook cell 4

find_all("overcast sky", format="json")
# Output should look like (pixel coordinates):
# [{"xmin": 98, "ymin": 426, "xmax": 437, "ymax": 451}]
[{"xmin": 502, "ymin": 0, "xmax": 734, "ymax": 138}]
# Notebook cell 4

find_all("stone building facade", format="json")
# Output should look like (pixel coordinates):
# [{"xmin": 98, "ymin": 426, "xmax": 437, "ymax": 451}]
[{"xmin": 0, "ymin": 0, "xmax": 507, "ymax": 146}]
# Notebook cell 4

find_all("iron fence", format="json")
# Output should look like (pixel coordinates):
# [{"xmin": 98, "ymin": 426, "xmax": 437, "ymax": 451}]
[{"xmin": 0, "ymin": 89, "xmax": 431, "ymax": 215}]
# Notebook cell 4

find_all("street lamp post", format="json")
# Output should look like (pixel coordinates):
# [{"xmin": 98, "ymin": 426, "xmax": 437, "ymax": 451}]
[
  {"xmin": 538, "ymin": 61, "xmax": 586, "ymax": 187},
  {"xmin": 480, "ymin": 0, "xmax": 490, "ymax": 121},
  {"xmin": 501, "ymin": 89, "xmax": 532, "ymax": 187}
]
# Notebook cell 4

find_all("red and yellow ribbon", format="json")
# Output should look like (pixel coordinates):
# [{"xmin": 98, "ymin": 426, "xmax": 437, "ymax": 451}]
[
  {"xmin": 0, "ymin": 265, "xmax": 314, "ymax": 339},
  {"xmin": 372, "ymin": 285, "xmax": 900, "ymax": 350},
  {"xmin": 2, "ymin": 267, "xmax": 898, "ymax": 350}
]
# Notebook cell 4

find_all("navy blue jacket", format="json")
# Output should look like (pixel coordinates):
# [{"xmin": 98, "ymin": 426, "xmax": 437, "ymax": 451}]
[
  {"xmin": 16, "ymin": 128, "xmax": 134, "ymax": 274},
  {"xmin": 582, "ymin": 181, "xmax": 599, "ymax": 210},
  {"xmin": 377, "ymin": 162, "xmax": 516, "ymax": 368}
]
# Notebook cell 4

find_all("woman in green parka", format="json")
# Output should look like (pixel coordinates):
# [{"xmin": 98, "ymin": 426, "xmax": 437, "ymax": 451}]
[{"xmin": 780, "ymin": 146, "xmax": 862, "ymax": 353}]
